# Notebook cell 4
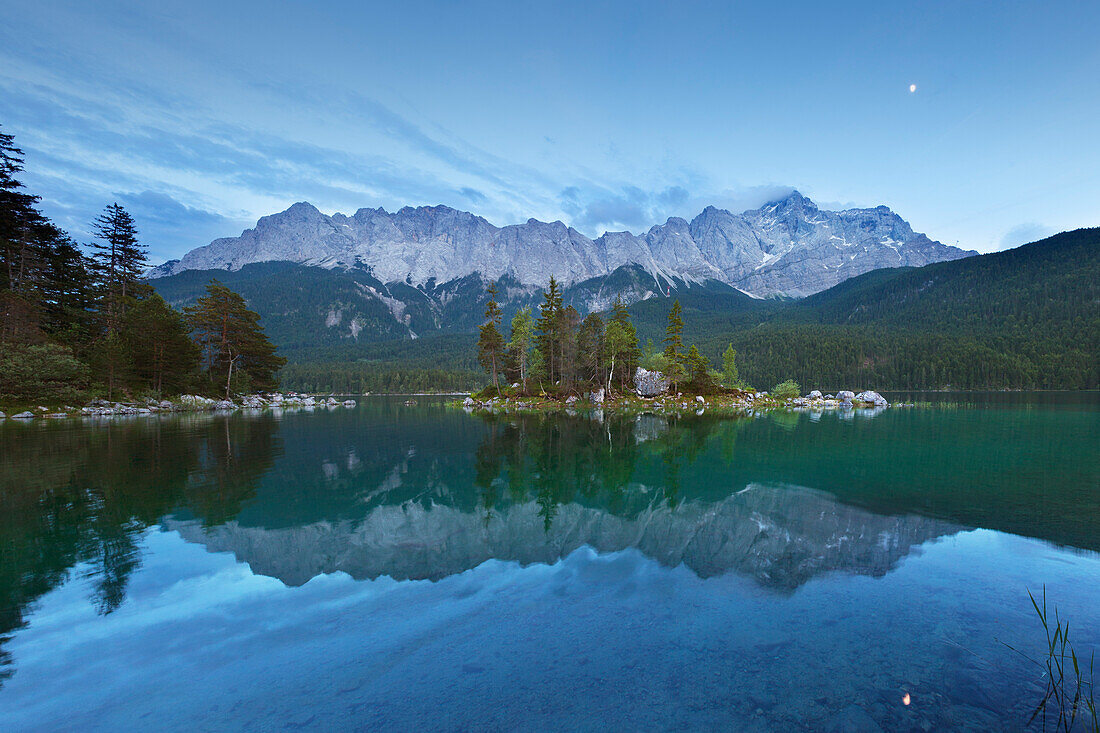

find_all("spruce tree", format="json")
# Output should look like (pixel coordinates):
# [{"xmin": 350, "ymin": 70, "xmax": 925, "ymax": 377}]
[
  {"xmin": 1, "ymin": 126, "xmax": 83, "ymax": 343},
  {"xmin": 576, "ymin": 313, "xmax": 604, "ymax": 388},
  {"xmin": 685, "ymin": 345, "xmax": 715, "ymax": 391},
  {"xmin": 186, "ymin": 280, "xmax": 285, "ymax": 398},
  {"xmin": 477, "ymin": 283, "xmax": 505, "ymax": 391},
  {"xmin": 125, "ymin": 293, "xmax": 200, "ymax": 395},
  {"xmin": 90, "ymin": 203, "xmax": 145, "ymax": 330},
  {"xmin": 663, "ymin": 299, "xmax": 686, "ymax": 385},
  {"xmin": 535, "ymin": 275, "xmax": 562, "ymax": 384},
  {"xmin": 607, "ymin": 296, "xmax": 640, "ymax": 391},
  {"xmin": 559, "ymin": 305, "xmax": 581, "ymax": 388}
]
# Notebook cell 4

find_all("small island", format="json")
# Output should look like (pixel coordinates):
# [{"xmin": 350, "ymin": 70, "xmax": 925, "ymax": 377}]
[{"xmin": 455, "ymin": 279, "xmax": 897, "ymax": 415}]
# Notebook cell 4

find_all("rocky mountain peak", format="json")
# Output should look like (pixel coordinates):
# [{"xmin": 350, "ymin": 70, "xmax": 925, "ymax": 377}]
[{"xmin": 148, "ymin": 194, "xmax": 976, "ymax": 298}]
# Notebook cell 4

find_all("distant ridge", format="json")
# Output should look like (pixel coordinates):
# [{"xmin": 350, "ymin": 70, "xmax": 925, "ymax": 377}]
[{"xmin": 148, "ymin": 191, "xmax": 974, "ymax": 299}]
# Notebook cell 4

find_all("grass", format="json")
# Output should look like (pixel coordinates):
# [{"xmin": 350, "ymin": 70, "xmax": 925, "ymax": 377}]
[{"xmin": 1003, "ymin": 587, "xmax": 1098, "ymax": 732}]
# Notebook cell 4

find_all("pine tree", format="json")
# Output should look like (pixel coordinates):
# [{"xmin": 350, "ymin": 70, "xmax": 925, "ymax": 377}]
[
  {"xmin": 685, "ymin": 345, "xmax": 715, "ymax": 391},
  {"xmin": 535, "ymin": 275, "xmax": 562, "ymax": 384},
  {"xmin": 124, "ymin": 293, "xmax": 200, "ymax": 395},
  {"xmin": 186, "ymin": 280, "xmax": 286, "ymax": 398},
  {"xmin": 559, "ymin": 305, "xmax": 581, "ymax": 388},
  {"xmin": 477, "ymin": 283, "xmax": 505, "ymax": 391},
  {"xmin": 576, "ymin": 312, "xmax": 604, "ymax": 388},
  {"xmin": 90, "ymin": 203, "xmax": 146, "ymax": 330},
  {"xmin": 607, "ymin": 296, "xmax": 640, "ymax": 391},
  {"xmin": 663, "ymin": 299, "xmax": 686, "ymax": 385},
  {"xmin": 1, "ymin": 125, "xmax": 83, "ymax": 343},
  {"xmin": 507, "ymin": 306, "xmax": 535, "ymax": 391}
]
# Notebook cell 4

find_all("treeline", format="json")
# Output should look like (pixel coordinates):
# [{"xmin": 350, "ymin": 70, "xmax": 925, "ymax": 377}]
[
  {"xmin": 0, "ymin": 125, "xmax": 283, "ymax": 407},
  {"xmin": 279, "ymin": 363, "xmax": 481, "ymax": 394},
  {"xmin": 474, "ymin": 276, "xmax": 750, "ymax": 396}
]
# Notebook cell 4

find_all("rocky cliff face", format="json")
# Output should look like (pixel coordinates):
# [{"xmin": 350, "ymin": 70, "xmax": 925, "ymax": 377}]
[
  {"xmin": 167, "ymin": 483, "xmax": 961, "ymax": 591},
  {"xmin": 149, "ymin": 192, "xmax": 975, "ymax": 299}
]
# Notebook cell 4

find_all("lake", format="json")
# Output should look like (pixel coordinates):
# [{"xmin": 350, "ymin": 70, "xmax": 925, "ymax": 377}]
[{"xmin": 1, "ymin": 394, "xmax": 1098, "ymax": 731}]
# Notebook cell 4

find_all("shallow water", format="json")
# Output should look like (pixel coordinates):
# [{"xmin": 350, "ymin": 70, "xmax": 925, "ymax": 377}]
[{"xmin": 1, "ymin": 395, "xmax": 1098, "ymax": 731}]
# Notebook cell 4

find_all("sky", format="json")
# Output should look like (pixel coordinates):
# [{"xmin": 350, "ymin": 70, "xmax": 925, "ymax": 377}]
[{"xmin": 1, "ymin": 0, "xmax": 1098, "ymax": 264}]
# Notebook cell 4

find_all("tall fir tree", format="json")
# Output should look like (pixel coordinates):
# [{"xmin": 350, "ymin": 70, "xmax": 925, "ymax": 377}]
[
  {"xmin": 186, "ymin": 280, "xmax": 285, "ymax": 398},
  {"xmin": 663, "ymin": 299, "xmax": 686, "ymax": 385},
  {"xmin": 476, "ymin": 283, "xmax": 505, "ymax": 391},
  {"xmin": 559, "ymin": 305, "xmax": 581, "ymax": 388},
  {"xmin": 125, "ymin": 293, "xmax": 200, "ymax": 395},
  {"xmin": 535, "ymin": 275, "xmax": 562, "ymax": 384},
  {"xmin": 1, "ymin": 125, "xmax": 89, "ymax": 344},
  {"xmin": 90, "ymin": 203, "xmax": 145, "ymax": 330},
  {"xmin": 606, "ymin": 295, "xmax": 640, "ymax": 391},
  {"xmin": 575, "ymin": 312, "xmax": 605, "ymax": 388}
]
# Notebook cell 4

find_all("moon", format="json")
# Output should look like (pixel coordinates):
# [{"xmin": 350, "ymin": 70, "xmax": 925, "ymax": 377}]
[{"xmin": 909, "ymin": 84, "xmax": 917, "ymax": 93}]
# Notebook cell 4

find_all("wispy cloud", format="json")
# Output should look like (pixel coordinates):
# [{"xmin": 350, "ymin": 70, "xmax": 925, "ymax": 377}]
[{"xmin": 1000, "ymin": 222, "xmax": 1055, "ymax": 249}]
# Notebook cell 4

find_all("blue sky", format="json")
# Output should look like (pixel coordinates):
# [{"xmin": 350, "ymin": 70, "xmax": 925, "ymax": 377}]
[{"xmin": 1, "ymin": 0, "xmax": 1097, "ymax": 263}]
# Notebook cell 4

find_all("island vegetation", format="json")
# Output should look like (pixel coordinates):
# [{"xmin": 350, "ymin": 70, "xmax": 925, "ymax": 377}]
[
  {"xmin": 461, "ymin": 276, "xmax": 888, "ymax": 414},
  {"xmin": 0, "ymin": 126, "xmax": 284, "ymax": 414}
]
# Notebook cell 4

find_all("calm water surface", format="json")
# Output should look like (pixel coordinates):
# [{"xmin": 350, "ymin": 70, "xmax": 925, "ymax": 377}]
[{"xmin": 1, "ymin": 395, "xmax": 1098, "ymax": 731}]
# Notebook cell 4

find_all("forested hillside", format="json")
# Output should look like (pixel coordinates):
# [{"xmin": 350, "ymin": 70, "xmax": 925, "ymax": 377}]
[{"xmin": 278, "ymin": 229, "xmax": 1098, "ymax": 392}]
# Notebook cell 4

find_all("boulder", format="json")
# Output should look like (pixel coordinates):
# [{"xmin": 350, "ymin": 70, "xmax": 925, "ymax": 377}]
[
  {"xmin": 586, "ymin": 388, "xmax": 605, "ymax": 404},
  {"xmin": 634, "ymin": 367, "xmax": 670, "ymax": 397},
  {"xmin": 463, "ymin": 397, "xmax": 475, "ymax": 407},
  {"xmin": 0, "ymin": 411, "xmax": 5, "ymax": 419},
  {"xmin": 565, "ymin": 395, "xmax": 578, "ymax": 405},
  {"xmin": 696, "ymin": 396, "xmax": 705, "ymax": 404},
  {"xmin": 855, "ymin": 390, "xmax": 889, "ymax": 407},
  {"xmin": 214, "ymin": 400, "xmax": 236, "ymax": 410},
  {"xmin": 179, "ymin": 394, "xmax": 217, "ymax": 409},
  {"xmin": 836, "ymin": 390, "xmax": 855, "ymax": 401},
  {"xmin": 302, "ymin": 396, "xmax": 316, "ymax": 406},
  {"xmin": 808, "ymin": 390, "xmax": 822, "ymax": 399},
  {"xmin": 342, "ymin": 400, "xmax": 356, "ymax": 407},
  {"xmin": 12, "ymin": 411, "xmax": 35, "ymax": 419}
]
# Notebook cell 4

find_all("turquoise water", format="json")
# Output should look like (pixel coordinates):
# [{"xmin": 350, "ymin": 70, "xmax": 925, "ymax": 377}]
[{"xmin": 1, "ymin": 395, "xmax": 1098, "ymax": 731}]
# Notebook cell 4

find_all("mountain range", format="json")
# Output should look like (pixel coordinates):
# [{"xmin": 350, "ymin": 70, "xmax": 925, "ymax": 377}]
[
  {"xmin": 149, "ymin": 191, "xmax": 974, "ymax": 299},
  {"xmin": 147, "ymin": 192, "xmax": 1096, "ymax": 390}
]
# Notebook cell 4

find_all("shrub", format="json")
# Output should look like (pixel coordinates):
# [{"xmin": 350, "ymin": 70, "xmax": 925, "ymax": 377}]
[
  {"xmin": 0, "ymin": 342, "xmax": 93, "ymax": 405},
  {"xmin": 771, "ymin": 379, "xmax": 800, "ymax": 400}
]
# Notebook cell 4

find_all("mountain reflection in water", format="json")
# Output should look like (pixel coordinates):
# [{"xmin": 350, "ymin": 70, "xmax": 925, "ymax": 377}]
[{"xmin": 1, "ymin": 396, "xmax": 1098, "ymax": 697}]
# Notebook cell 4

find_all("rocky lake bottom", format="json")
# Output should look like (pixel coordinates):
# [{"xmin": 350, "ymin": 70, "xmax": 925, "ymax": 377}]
[{"xmin": 0, "ymin": 393, "xmax": 1097, "ymax": 731}]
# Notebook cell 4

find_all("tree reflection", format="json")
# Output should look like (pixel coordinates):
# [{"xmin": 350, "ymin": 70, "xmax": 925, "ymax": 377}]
[
  {"xmin": 469, "ymin": 411, "xmax": 733, "ymax": 532},
  {"xmin": 0, "ymin": 414, "xmax": 279, "ymax": 686}
]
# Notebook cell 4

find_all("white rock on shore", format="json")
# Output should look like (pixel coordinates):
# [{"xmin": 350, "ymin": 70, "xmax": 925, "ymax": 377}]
[
  {"xmin": 634, "ymin": 367, "xmax": 670, "ymax": 397},
  {"xmin": 855, "ymin": 390, "xmax": 889, "ymax": 406}
]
